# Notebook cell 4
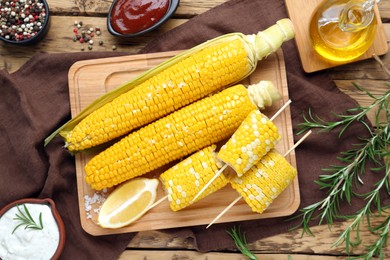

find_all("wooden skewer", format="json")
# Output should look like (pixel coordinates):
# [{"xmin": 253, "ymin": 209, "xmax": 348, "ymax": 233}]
[
  {"xmin": 206, "ymin": 130, "xmax": 312, "ymax": 229},
  {"xmin": 147, "ymin": 195, "xmax": 168, "ymax": 211},
  {"xmin": 270, "ymin": 99, "xmax": 291, "ymax": 121},
  {"xmin": 191, "ymin": 100, "xmax": 292, "ymax": 203},
  {"xmin": 206, "ymin": 196, "xmax": 242, "ymax": 229}
]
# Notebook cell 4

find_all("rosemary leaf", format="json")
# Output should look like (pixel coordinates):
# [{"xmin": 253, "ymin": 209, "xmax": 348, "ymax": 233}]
[
  {"xmin": 227, "ymin": 226, "xmax": 258, "ymax": 260},
  {"xmin": 12, "ymin": 204, "xmax": 44, "ymax": 234}
]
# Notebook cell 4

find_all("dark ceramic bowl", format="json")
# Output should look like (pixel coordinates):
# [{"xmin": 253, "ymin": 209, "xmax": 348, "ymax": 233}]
[
  {"xmin": 107, "ymin": 0, "xmax": 179, "ymax": 38},
  {"xmin": 0, "ymin": 0, "xmax": 50, "ymax": 45},
  {"xmin": 0, "ymin": 198, "xmax": 65, "ymax": 260}
]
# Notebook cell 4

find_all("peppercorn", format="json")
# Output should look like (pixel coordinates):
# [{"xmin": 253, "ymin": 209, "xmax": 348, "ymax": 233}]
[{"xmin": 0, "ymin": 0, "xmax": 47, "ymax": 42}]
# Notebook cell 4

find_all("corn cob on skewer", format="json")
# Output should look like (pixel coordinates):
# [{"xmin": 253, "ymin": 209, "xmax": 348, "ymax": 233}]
[
  {"xmin": 44, "ymin": 19, "xmax": 295, "ymax": 151},
  {"xmin": 191, "ymin": 98, "xmax": 290, "ymax": 203},
  {"xmin": 206, "ymin": 131, "xmax": 311, "ymax": 228},
  {"xmin": 160, "ymin": 145, "xmax": 228, "ymax": 211},
  {"xmin": 228, "ymin": 151, "xmax": 297, "ymax": 214},
  {"xmin": 85, "ymin": 82, "xmax": 280, "ymax": 190},
  {"xmin": 218, "ymin": 109, "xmax": 281, "ymax": 177}
]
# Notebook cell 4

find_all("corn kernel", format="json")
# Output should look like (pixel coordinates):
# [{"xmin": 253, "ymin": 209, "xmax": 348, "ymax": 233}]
[{"xmin": 160, "ymin": 145, "xmax": 228, "ymax": 211}]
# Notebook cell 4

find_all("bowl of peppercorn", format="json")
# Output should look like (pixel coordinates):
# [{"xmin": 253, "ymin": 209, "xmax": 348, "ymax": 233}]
[{"xmin": 0, "ymin": 0, "xmax": 50, "ymax": 45}]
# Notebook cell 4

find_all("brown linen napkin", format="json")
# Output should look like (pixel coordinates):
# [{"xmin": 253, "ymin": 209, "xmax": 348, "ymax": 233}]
[{"xmin": 0, "ymin": 0, "xmax": 387, "ymax": 258}]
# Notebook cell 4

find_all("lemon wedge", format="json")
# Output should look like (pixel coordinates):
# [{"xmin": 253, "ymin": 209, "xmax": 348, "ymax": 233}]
[{"xmin": 98, "ymin": 178, "xmax": 159, "ymax": 228}]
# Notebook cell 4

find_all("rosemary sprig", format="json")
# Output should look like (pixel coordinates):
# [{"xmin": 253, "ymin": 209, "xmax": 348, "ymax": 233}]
[
  {"xmin": 12, "ymin": 204, "xmax": 44, "ymax": 234},
  {"xmin": 293, "ymin": 81, "xmax": 389, "ymax": 259},
  {"xmin": 357, "ymin": 212, "xmax": 390, "ymax": 260},
  {"xmin": 297, "ymin": 83, "xmax": 390, "ymax": 137},
  {"xmin": 227, "ymin": 226, "xmax": 258, "ymax": 260}
]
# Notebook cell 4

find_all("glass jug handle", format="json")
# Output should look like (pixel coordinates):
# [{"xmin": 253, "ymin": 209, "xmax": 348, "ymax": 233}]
[{"xmin": 338, "ymin": 0, "xmax": 380, "ymax": 32}]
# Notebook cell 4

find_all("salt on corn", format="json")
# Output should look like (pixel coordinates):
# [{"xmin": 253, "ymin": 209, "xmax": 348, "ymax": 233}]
[
  {"xmin": 160, "ymin": 145, "xmax": 228, "ymax": 211},
  {"xmin": 85, "ymin": 82, "xmax": 280, "ymax": 190},
  {"xmin": 218, "ymin": 109, "xmax": 281, "ymax": 177},
  {"xmin": 228, "ymin": 150, "xmax": 297, "ymax": 213}
]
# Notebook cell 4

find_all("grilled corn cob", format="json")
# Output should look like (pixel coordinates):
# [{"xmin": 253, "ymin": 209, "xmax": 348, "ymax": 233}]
[
  {"xmin": 44, "ymin": 19, "xmax": 295, "ymax": 151},
  {"xmin": 160, "ymin": 145, "xmax": 228, "ymax": 211},
  {"xmin": 85, "ymin": 81, "xmax": 279, "ymax": 190},
  {"xmin": 218, "ymin": 109, "xmax": 281, "ymax": 177},
  {"xmin": 228, "ymin": 150, "xmax": 297, "ymax": 213}
]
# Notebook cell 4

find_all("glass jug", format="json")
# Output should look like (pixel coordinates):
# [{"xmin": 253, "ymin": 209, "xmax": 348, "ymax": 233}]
[{"xmin": 309, "ymin": 0, "xmax": 380, "ymax": 62}]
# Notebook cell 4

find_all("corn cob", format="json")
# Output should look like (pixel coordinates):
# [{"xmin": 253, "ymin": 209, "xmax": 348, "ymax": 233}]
[
  {"xmin": 218, "ymin": 109, "xmax": 281, "ymax": 177},
  {"xmin": 160, "ymin": 145, "xmax": 228, "ymax": 211},
  {"xmin": 228, "ymin": 150, "xmax": 297, "ymax": 213},
  {"xmin": 44, "ymin": 19, "xmax": 295, "ymax": 151},
  {"xmin": 85, "ymin": 82, "xmax": 279, "ymax": 190},
  {"xmin": 261, "ymin": 151, "xmax": 297, "ymax": 188}
]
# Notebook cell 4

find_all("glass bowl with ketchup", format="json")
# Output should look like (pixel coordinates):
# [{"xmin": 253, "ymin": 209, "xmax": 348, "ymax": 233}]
[{"xmin": 107, "ymin": 0, "xmax": 180, "ymax": 37}]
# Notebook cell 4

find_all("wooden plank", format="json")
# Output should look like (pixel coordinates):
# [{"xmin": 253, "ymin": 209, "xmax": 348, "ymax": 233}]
[
  {"xmin": 47, "ymin": 0, "xmax": 230, "ymax": 16},
  {"xmin": 285, "ymin": 0, "xmax": 388, "ymax": 73},
  {"xmin": 119, "ymin": 251, "xmax": 345, "ymax": 260},
  {"xmin": 127, "ymin": 215, "xmax": 390, "ymax": 258},
  {"xmin": 69, "ymin": 49, "xmax": 298, "ymax": 235},
  {"xmin": 0, "ymin": 16, "xmax": 186, "ymax": 73}
]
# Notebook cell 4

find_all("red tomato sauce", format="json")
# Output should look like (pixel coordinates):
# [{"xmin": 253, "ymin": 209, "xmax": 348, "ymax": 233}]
[{"xmin": 110, "ymin": 0, "xmax": 170, "ymax": 34}]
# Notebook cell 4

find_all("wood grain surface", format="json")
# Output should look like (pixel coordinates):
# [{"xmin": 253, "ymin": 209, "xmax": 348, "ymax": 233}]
[{"xmin": 1, "ymin": 0, "xmax": 390, "ymax": 259}]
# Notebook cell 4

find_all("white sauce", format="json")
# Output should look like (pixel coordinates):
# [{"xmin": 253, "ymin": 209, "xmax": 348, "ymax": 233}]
[{"xmin": 0, "ymin": 203, "xmax": 60, "ymax": 260}]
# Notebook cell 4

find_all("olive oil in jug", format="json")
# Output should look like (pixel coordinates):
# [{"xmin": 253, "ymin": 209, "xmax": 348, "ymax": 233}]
[{"xmin": 309, "ymin": 0, "xmax": 379, "ymax": 62}]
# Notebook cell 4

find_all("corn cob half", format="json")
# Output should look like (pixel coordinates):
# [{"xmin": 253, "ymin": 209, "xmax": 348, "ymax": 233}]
[
  {"xmin": 85, "ymin": 81, "xmax": 279, "ymax": 190},
  {"xmin": 44, "ymin": 19, "xmax": 295, "ymax": 151},
  {"xmin": 160, "ymin": 145, "xmax": 228, "ymax": 211},
  {"xmin": 217, "ymin": 109, "xmax": 281, "ymax": 177},
  {"xmin": 228, "ymin": 150, "xmax": 297, "ymax": 213}
]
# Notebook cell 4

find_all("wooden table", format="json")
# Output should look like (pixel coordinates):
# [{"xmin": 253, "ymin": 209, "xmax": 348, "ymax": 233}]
[{"xmin": 1, "ymin": 1, "xmax": 389, "ymax": 259}]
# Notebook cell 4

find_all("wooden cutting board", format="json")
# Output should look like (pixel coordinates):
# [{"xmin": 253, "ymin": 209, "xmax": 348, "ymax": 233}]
[
  {"xmin": 68, "ymin": 49, "xmax": 300, "ymax": 236},
  {"xmin": 286, "ymin": 0, "xmax": 388, "ymax": 73}
]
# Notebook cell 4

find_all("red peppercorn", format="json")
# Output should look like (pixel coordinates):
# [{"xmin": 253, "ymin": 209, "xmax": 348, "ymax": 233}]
[
  {"xmin": 79, "ymin": 38, "xmax": 84, "ymax": 43},
  {"xmin": 73, "ymin": 28, "xmax": 78, "ymax": 34}
]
